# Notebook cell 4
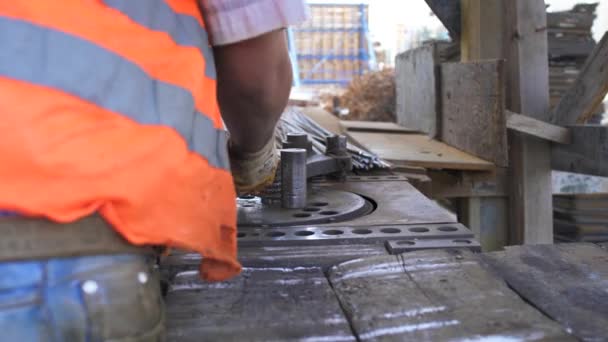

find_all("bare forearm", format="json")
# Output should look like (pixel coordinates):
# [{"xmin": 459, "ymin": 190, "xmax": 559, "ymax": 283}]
[{"xmin": 214, "ymin": 30, "xmax": 293, "ymax": 153}]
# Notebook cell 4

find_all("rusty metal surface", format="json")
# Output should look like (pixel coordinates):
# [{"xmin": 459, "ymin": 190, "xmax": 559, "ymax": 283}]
[
  {"xmin": 385, "ymin": 238, "xmax": 481, "ymax": 254},
  {"xmin": 166, "ymin": 267, "xmax": 356, "ymax": 342},
  {"xmin": 482, "ymin": 243, "xmax": 608, "ymax": 341},
  {"xmin": 328, "ymin": 250, "xmax": 574, "ymax": 341}
]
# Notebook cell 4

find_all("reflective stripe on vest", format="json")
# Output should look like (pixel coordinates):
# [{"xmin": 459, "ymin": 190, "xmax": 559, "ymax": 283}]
[
  {"xmin": 103, "ymin": 0, "xmax": 217, "ymax": 79},
  {"xmin": 0, "ymin": 16, "xmax": 229, "ymax": 170}
]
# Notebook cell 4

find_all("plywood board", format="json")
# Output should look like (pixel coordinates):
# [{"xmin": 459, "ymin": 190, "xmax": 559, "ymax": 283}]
[
  {"xmin": 347, "ymin": 131, "xmax": 494, "ymax": 171},
  {"xmin": 441, "ymin": 60, "xmax": 508, "ymax": 167},
  {"xmin": 300, "ymin": 106, "xmax": 342, "ymax": 135},
  {"xmin": 395, "ymin": 45, "xmax": 440, "ymax": 137},
  {"xmin": 339, "ymin": 120, "xmax": 417, "ymax": 134}
]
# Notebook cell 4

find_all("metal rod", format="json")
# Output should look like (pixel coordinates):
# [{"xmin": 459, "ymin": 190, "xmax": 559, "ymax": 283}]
[{"xmin": 281, "ymin": 148, "xmax": 307, "ymax": 209}]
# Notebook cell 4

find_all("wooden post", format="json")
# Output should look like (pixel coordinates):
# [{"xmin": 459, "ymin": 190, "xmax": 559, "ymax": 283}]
[
  {"xmin": 458, "ymin": 0, "xmax": 509, "ymax": 250},
  {"xmin": 460, "ymin": 0, "xmax": 503, "ymax": 62},
  {"xmin": 503, "ymin": 0, "xmax": 553, "ymax": 244},
  {"xmin": 458, "ymin": 0, "xmax": 553, "ymax": 246}
]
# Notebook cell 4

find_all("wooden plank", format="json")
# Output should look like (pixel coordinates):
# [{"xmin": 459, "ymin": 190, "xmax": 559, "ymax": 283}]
[
  {"xmin": 339, "ymin": 120, "xmax": 417, "ymax": 134},
  {"xmin": 441, "ymin": 60, "xmax": 508, "ymax": 167},
  {"xmin": 506, "ymin": 110, "xmax": 572, "ymax": 144},
  {"xmin": 483, "ymin": 243, "xmax": 608, "ymax": 341},
  {"xmin": 166, "ymin": 267, "xmax": 355, "ymax": 341},
  {"xmin": 550, "ymin": 32, "xmax": 608, "ymax": 125},
  {"xmin": 503, "ymin": 0, "xmax": 554, "ymax": 245},
  {"xmin": 347, "ymin": 131, "xmax": 494, "ymax": 171},
  {"xmin": 395, "ymin": 45, "xmax": 440, "ymax": 137},
  {"xmin": 328, "ymin": 250, "xmax": 572, "ymax": 341},
  {"xmin": 425, "ymin": 0, "xmax": 461, "ymax": 40},
  {"xmin": 552, "ymin": 125, "xmax": 608, "ymax": 177}
]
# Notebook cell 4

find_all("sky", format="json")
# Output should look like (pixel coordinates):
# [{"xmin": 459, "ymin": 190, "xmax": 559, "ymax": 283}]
[{"xmin": 361, "ymin": 0, "xmax": 608, "ymax": 51}]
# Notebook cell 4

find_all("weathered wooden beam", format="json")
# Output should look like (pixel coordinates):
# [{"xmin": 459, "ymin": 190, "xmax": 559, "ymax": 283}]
[
  {"xmin": 506, "ymin": 110, "xmax": 571, "ymax": 144},
  {"xmin": 441, "ymin": 60, "xmax": 508, "ymax": 167},
  {"xmin": 552, "ymin": 125, "xmax": 608, "ymax": 177},
  {"xmin": 550, "ymin": 32, "xmax": 608, "ymax": 125},
  {"xmin": 503, "ymin": 0, "xmax": 553, "ymax": 245},
  {"xmin": 395, "ymin": 45, "xmax": 440, "ymax": 137},
  {"xmin": 425, "ymin": 0, "xmax": 461, "ymax": 40},
  {"xmin": 460, "ymin": 0, "xmax": 504, "ymax": 62}
]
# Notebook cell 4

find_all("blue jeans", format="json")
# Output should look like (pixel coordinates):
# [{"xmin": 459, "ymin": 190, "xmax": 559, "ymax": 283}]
[{"xmin": 0, "ymin": 254, "xmax": 165, "ymax": 342}]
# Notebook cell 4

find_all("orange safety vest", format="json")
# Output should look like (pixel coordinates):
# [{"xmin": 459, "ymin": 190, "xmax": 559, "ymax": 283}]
[{"xmin": 0, "ymin": 0, "xmax": 240, "ymax": 281}]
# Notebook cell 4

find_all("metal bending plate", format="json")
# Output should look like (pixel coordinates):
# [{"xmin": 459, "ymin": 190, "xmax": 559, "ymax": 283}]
[
  {"xmin": 385, "ymin": 238, "xmax": 481, "ymax": 254},
  {"xmin": 238, "ymin": 188, "xmax": 372, "ymax": 227},
  {"xmin": 237, "ymin": 223, "xmax": 475, "ymax": 247}
]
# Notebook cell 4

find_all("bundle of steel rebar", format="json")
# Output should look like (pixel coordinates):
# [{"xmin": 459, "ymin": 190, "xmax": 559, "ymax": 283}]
[{"xmin": 277, "ymin": 107, "xmax": 390, "ymax": 170}]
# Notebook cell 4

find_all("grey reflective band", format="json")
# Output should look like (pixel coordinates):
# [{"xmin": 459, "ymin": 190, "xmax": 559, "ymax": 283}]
[
  {"xmin": 0, "ymin": 16, "xmax": 229, "ymax": 170},
  {"xmin": 103, "ymin": 0, "xmax": 217, "ymax": 79}
]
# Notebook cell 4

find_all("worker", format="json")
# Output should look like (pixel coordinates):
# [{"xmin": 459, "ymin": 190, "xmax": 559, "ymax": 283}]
[{"xmin": 0, "ymin": 0, "xmax": 307, "ymax": 340}]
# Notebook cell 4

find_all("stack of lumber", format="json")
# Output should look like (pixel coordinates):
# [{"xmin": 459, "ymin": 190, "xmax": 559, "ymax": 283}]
[
  {"xmin": 547, "ymin": 3, "xmax": 603, "ymax": 116},
  {"xmin": 554, "ymin": 194, "xmax": 608, "ymax": 242}
]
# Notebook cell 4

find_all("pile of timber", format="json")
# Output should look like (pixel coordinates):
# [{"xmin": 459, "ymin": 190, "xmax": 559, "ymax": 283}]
[
  {"xmin": 554, "ymin": 194, "xmax": 608, "ymax": 242},
  {"xmin": 547, "ymin": 3, "xmax": 603, "ymax": 116}
]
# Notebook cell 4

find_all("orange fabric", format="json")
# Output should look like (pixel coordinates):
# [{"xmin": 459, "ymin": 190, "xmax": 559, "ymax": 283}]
[
  {"xmin": 0, "ymin": 0, "xmax": 241, "ymax": 281},
  {"xmin": 0, "ymin": 77, "xmax": 240, "ymax": 281},
  {"xmin": 164, "ymin": 0, "xmax": 206, "ymax": 27},
  {"xmin": 0, "ymin": 1, "xmax": 222, "ymax": 128}
]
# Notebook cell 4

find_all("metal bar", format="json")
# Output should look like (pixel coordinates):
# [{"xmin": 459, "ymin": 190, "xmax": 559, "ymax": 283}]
[{"xmin": 281, "ymin": 149, "xmax": 307, "ymax": 209}]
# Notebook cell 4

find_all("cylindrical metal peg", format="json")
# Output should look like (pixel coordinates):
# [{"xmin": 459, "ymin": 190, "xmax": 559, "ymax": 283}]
[
  {"xmin": 326, "ymin": 135, "xmax": 348, "ymax": 155},
  {"xmin": 281, "ymin": 148, "xmax": 307, "ymax": 209}
]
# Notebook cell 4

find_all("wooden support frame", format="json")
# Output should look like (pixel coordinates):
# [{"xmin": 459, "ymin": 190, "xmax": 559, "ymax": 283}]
[
  {"xmin": 503, "ymin": 0, "xmax": 554, "ymax": 245},
  {"xmin": 458, "ymin": 0, "xmax": 554, "ymax": 246},
  {"xmin": 552, "ymin": 125, "xmax": 608, "ymax": 177},
  {"xmin": 550, "ymin": 32, "xmax": 608, "ymax": 125},
  {"xmin": 506, "ymin": 111, "xmax": 572, "ymax": 145}
]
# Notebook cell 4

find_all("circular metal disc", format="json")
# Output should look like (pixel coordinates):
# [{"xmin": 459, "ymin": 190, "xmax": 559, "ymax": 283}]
[{"xmin": 237, "ymin": 189, "xmax": 371, "ymax": 227}]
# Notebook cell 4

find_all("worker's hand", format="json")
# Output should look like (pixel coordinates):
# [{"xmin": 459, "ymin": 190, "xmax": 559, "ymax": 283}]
[{"xmin": 229, "ymin": 137, "xmax": 279, "ymax": 195}]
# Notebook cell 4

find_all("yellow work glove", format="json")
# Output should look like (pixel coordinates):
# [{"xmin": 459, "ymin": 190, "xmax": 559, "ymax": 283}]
[{"xmin": 229, "ymin": 137, "xmax": 279, "ymax": 195}]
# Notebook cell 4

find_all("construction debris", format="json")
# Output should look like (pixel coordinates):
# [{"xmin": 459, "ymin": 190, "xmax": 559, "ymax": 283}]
[{"xmin": 327, "ymin": 68, "xmax": 396, "ymax": 122}]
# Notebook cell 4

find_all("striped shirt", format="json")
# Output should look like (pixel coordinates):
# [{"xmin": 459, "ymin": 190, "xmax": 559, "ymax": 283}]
[{"xmin": 199, "ymin": 0, "xmax": 308, "ymax": 46}]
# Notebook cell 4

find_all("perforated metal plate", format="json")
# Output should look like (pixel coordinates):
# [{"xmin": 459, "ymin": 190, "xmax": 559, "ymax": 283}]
[
  {"xmin": 385, "ymin": 238, "xmax": 481, "ymax": 254},
  {"xmin": 237, "ymin": 188, "xmax": 372, "ymax": 227},
  {"xmin": 236, "ymin": 223, "xmax": 474, "ymax": 246}
]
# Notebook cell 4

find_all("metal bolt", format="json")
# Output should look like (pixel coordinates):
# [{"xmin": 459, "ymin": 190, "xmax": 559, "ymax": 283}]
[
  {"xmin": 326, "ymin": 135, "xmax": 348, "ymax": 155},
  {"xmin": 281, "ymin": 148, "xmax": 307, "ymax": 209},
  {"xmin": 82, "ymin": 280, "xmax": 99, "ymax": 294}
]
